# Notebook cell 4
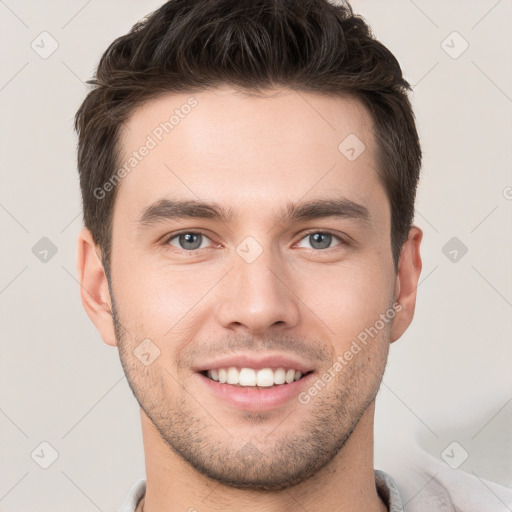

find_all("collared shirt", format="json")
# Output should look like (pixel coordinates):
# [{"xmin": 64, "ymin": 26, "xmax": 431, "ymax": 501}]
[
  {"xmin": 119, "ymin": 470, "xmax": 405, "ymax": 512},
  {"xmin": 118, "ymin": 458, "xmax": 512, "ymax": 512}
]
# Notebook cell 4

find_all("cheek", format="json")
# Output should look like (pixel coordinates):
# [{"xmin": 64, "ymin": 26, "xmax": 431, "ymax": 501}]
[
  {"xmin": 295, "ymin": 260, "xmax": 393, "ymax": 342},
  {"xmin": 112, "ymin": 259, "xmax": 225, "ymax": 343}
]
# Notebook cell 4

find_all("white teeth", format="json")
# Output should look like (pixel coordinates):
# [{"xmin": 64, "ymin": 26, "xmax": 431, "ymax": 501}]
[
  {"xmin": 226, "ymin": 367, "xmax": 239, "ymax": 384},
  {"xmin": 256, "ymin": 368, "xmax": 274, "ymax": 387},
  {"xmin": 285, "ymin": 369, "xmax": 295, "ymax": 383},
  {"xmin": 274, "ymin": 368, "xmax": 286, "ymax": 385},
  {"xmin": 239, "ymin": 368, "xmax": 256, "ymax": 386},
  {"xmin": 205, "ymin": 367, "xmax": 307, "ymax": 387}
]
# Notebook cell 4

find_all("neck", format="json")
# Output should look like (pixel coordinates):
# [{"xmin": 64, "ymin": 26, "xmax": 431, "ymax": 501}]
[{"xmin": 138, "ymin": 403, "xmax": 387, "ymax": 512}]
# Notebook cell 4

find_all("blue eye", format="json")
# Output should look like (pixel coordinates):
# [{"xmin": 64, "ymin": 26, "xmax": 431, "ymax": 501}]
[
  {"xmin": 164, "ymin": 230, "xmax": 346, "ymax": 253},
  {"xmin": 167, "ymin": 232, "xmax": 211, "ymax": 251},
  {"xmin": 297, "ymin": 231, "xmax": 344, "ymax": 250}
]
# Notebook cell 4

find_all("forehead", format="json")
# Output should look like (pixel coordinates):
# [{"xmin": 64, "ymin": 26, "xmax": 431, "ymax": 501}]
[{"xmin": 114, "ymin": 86, "xmax": 386, "ymax": 228}]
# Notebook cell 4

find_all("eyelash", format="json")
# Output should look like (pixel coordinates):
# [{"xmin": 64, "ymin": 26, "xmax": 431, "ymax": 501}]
[{"xmin": 163, "ymin": 229, "xmax": 347, "ymax": 253}]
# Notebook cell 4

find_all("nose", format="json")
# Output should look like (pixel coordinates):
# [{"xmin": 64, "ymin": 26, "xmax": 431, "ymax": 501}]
[{"xmin": 213, "ymin": 243, "xmax": 301, "ymax": 335}]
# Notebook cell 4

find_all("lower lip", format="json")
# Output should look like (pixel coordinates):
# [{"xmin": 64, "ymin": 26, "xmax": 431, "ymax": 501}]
[{"xmin": 197, "ymin": 372, "xmax": 315, "ymax": 411}]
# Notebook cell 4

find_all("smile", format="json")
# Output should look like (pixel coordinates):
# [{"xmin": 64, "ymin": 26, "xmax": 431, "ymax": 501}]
[{"xmin": 202, "ymin": 367, "xmax": 312, "ymax": 387}]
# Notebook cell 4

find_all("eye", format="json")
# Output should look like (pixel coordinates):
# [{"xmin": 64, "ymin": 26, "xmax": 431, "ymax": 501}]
[
  {"xmin": 296, "ymin": 231, "xmax": 345, "ymax": 250},
  {"xmin": 166, "ymin": 231, "xmax": 212, "ymax": 251},
  {"xmin": 163, "ymin": 230, "xmax": 346, "ymax": 253}
]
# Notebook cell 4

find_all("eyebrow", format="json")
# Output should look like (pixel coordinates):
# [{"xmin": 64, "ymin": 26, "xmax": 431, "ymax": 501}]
[{"xmin": 136, "ymin": 197, "xmax": 371, "ymax": 229}]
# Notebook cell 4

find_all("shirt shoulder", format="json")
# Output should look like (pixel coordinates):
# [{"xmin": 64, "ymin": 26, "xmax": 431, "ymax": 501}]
[
  {"xmin": 118, "ymin": 478, "xmax": 146, "ymax": 512},
  {"xmin": 381, "ymin": 444, "xmax": 512, "ymax": 512},
  {"xmin": 375, "ymin": 469, "xmax": 405, "ymax": 512}
]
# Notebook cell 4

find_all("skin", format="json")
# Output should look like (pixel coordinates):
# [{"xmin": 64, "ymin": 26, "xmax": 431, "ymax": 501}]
[{"xmin": 77, "ymin": 86, "xmax": 422, "ymax": 512}]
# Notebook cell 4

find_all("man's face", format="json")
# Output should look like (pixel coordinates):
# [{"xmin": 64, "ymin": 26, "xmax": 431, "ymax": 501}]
[{"xmin": 106, "ymin": 87, "xmax": 399, "ymax": 490}]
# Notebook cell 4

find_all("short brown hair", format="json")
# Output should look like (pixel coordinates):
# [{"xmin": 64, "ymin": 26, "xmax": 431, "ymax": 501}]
[{"xmin": 75, "ymin": 0, "xmax": 421, "ymax": 275}]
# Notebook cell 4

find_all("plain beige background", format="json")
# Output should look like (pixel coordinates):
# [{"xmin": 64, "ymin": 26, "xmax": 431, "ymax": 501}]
[{"xmin": 1, "ymin": 0, "xmax": 511, "ymax": 510}]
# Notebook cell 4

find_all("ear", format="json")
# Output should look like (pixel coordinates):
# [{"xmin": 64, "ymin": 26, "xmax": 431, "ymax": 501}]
[
  {"xmin": 76, "ymin": 227, "xmax": 117, "ymax": 347},
  {"xmin": 390, "ymin": 225, "xmax": 423, "ymax": 343}
]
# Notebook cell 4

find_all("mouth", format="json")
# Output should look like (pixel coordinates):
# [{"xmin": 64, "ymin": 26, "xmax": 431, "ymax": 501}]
[
  {"xmin": 199, "ymin": 367, "xmax": 314, "ymax": 388},
  {"xmin": 196, "ymin": 366, "xmax": 316, "ymax": 411}
]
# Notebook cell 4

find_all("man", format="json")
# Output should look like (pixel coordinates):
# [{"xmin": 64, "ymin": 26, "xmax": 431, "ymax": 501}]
[{"xmin": 75, "ymin": 0, "xmax": 425, "ymax": 510}]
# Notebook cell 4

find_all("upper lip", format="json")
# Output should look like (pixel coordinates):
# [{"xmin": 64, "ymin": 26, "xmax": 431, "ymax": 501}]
[{"xmin": 194, "ymin": 353, "xmax": 316, "ymax": 374}]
